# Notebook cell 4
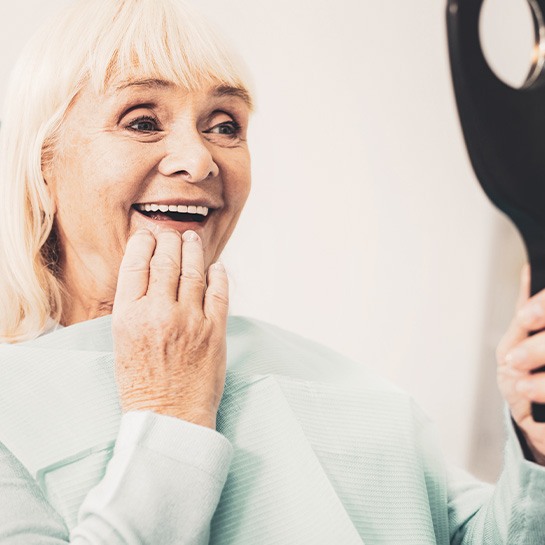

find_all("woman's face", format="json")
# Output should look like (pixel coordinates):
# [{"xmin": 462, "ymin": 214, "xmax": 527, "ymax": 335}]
[{"xmin": 45, "ymin": 77, "xmax": 251, "ymax": 302}]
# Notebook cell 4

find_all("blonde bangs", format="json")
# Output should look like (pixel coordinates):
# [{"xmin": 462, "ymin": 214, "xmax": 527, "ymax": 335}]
[{"xmin": 87, "ymin": 0, "xmax": 251, "ymax": 100}]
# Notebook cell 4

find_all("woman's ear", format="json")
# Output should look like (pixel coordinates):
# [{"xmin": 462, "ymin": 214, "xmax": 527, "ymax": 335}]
[
  {"xmin": 41, "ymin": 171, "xmax": 58, "ymax": 216},
  {"xmin": 41, "ymin": 149, "xmax": 59, "ymax": 215},
  {"xmin": 41, "ymin": 137, "xmax": 59, "ymax": 187}
]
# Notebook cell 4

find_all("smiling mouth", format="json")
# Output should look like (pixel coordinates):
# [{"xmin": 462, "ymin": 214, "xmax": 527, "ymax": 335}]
[{"xmin": 132, "ymin": 203, "xmax": 210, "ymax": 223}]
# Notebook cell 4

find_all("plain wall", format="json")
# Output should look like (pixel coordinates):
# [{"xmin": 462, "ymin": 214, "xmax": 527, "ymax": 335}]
[{"xmin": 0, "ymin": 0, "xmax": 532, "ymax": 478}]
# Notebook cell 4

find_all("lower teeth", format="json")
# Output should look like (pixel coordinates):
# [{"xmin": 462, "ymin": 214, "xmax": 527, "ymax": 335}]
[{"xmin": 141, "ymin": 210, "xmax": 205, "ymax": 222}]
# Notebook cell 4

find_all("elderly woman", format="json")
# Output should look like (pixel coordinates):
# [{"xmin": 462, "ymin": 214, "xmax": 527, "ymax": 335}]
[{"xmin": 0, "ymin": 0, "xmax": 544, "ymax": 543}]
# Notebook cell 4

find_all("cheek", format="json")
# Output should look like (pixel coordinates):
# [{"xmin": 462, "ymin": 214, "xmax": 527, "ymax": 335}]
[
  {"xmin": 223, "ymin": 154, "xmax": 251, "ymax": 209},
  {"xmin": 56, "ymin": 142, "xmax": 151, "ymax": 215},
  {"xmin": 51, "ymin": 148, "xmax": 154, "ymax": 253}
]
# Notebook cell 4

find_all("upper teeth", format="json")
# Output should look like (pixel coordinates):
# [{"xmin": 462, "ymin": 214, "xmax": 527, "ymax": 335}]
[{"xmin": 136, "ymin": 204, "xmax": 209, "ymax": 216}]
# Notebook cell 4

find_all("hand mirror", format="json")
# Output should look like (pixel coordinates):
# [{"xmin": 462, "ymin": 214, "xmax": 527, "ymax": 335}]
[{"xmin": 446, "ymin": 0, "xmax": 545, "ymax": 421}]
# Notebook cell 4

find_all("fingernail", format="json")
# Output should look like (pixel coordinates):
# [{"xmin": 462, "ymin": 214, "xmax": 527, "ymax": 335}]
[
  {"xmin": 516, "ymin": 380, "xmax": 535, "ymax": 395},
  {"xmin": 505, "ymin": 347, "xmax": 527, "ymax": 367},
  {"xmin": 134, "ymin": 229, "xmax": 153, "ymax": 237},
  {"xmin": 211, "ymin": 262, "xmax": 225, "ymax": 271},
  {"xmin": 519, "ymin": 303, "xmax": 544, "ymax": 325},
  {"xmin": 183, "ymin": 230, "xmax": 198, "ymax": 242}
]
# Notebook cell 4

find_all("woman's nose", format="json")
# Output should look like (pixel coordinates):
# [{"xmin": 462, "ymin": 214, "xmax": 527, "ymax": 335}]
[{"xmin": 158, "ymin": 129, "xmax": 219, "ymax": 183}]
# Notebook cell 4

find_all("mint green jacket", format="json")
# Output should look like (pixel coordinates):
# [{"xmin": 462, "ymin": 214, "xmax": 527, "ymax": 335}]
[{"xmin": 0, "ymin": 315, "xmax": 544, "ymax": 544}]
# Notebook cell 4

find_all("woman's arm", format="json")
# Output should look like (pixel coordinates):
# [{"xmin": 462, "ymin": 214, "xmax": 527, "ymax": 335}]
[
  {"xmin": 1, "ymin": 229, "xmax": 232, "ymax": 541},
  {"xmin": 447, "ymin": 416, "xmax": 545, "ymax": 544},
  {"xmin": 0, "ymin": 411, "xmax": 232, "ymax": 544},
  {"xmin": 447, "ymin": 264, "xmax": 545, "ymax": 543}
]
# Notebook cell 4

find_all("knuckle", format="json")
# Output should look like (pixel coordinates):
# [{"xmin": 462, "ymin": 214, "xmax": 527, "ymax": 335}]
[
  {"xmin": 496, "ymin": 366, "xmax": 512, "ymax": 384},
  {"xmin": 137, "ymin": 315, "xmax": 177, "ymax": 341},
  {"xmin": 495, "ymin": 345, "xmax": 506, "ymax": 364},
  {"xmin": 121, "ymin": 256, "xmax": 150, "ymax": 272},
  {"xmin": 182, "ymin": 265, "xmax": 205, "ymax": 282},
  {"xmin": 150, "ymin": 253, "xmax": 179, "ymax": 270},
  {"xmin": 160, "ymin": 321, "xmax": 179, "ymax": 338},
  {"xmin": 204, "ymin": 321, "xmax": 227, "ymax": 345},
  {"xmin": 184, "ymin": 314, "xmax": 204, "ymax": 334},
  {"xmin": 207, "ymin": 290, "xmax": 229, "ymax": 308},
  {"xmin": 148, "ymin": 303, "xmax": 175, "ymax": 323}
]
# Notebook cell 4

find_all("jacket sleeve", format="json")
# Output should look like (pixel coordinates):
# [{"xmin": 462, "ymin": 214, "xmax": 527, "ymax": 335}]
[
  {"xmin": 447, "ymin": 413, "xmax": 545, "ymax": 545},
  {"xmin": 0, "ymin": 411, "xmax": 233, "ymax": 544}
]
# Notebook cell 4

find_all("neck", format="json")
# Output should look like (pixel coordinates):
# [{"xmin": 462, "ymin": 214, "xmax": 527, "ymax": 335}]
[
  {"xmin": 60, "ymin": 297, "xmax": 114, "ymax": 327},
  {"xmin": 59, "ymin": 254, "xmax": 118, "ymax": 327}
]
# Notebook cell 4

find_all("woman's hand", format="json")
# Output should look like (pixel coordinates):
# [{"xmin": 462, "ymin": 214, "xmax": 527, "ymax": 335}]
[
  {"xmin": 112, "ymin": 229, "xmax": 228, "ymax": 430},
  {"xmin": 497, "ymin": 264, "xmax": 545, "ymax": 464}
]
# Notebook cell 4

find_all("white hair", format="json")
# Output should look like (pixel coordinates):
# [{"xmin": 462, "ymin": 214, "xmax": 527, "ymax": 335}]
[{"xmin": 0, "ymin": 0, "xmax": 253, "ymax": 342}]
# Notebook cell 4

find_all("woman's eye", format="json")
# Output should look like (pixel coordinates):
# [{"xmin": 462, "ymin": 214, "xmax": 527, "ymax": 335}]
[
  {"xmin": 206, "ymin": 121, "xmax": 242, "ymax": 137},
  {"xmin": 126, "ymin": 116, "xmax": 159, "ymax": 133}
]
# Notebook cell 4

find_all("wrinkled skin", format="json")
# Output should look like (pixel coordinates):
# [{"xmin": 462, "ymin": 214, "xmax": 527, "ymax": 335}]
[{"xmin": 44, "ymin": 79, "xmax": 251, "ymax": 427}]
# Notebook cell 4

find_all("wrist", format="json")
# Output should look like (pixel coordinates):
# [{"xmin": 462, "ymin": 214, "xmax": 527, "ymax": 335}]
[{"xmin": 122, "ymin": 400, "xmax": 217, "ymax": 429}]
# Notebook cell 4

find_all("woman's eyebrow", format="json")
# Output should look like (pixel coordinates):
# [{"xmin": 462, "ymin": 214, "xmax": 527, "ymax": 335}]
[
  {"xmin": 112, "ymin": 79, "xmax": 253, "ymax": 109},
  {"xmin": 212, "ymin": 85, "xmax": 253, "ymax": 110},
  {"xmin": 114, "ymin": 78, "xmax": 172, "ymax": 91}
]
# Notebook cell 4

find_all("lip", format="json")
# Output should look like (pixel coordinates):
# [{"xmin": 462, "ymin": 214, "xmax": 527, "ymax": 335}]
[{"xmin": 131, "ymin": 206, "xmax": 214, "ymax": 234}]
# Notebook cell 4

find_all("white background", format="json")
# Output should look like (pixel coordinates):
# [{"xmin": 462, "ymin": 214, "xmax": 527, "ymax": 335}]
[{"xmin": 0, "ymin": 0, "xmax": 534, "ymax": 480}]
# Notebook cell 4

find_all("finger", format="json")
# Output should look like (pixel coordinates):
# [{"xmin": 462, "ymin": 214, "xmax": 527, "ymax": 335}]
[
  {"xmin": 516, "ymin": 374, "xmax": 545, "ymax": 403},
  {"xmin": 497, "ymin": 314, "xmax": 530, "ymax": 366},
  {"xmin": 497, "ymin": 265, "xmax": 537, "ymax": 363},
  {"xmin": 147, "ymin": 230, "xmax": 182, "ymax": 301},
  {"xmin": 504, "ymin": 330, "xmax": 545, "ymax": 371},
  {"xmin": 114, "ymin": 230, "xmax": 156, "ymax": 308},
  {"xmin": 204, "ymin": 262, "xmax": 229, "ymax": 326},
  {"xmin": 178, "ymin": 230, "xmax": 205, "ymax": 308},
  {"xmin": 516, "ymin": 274, "xmax": 545, "ymax": 334}
]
